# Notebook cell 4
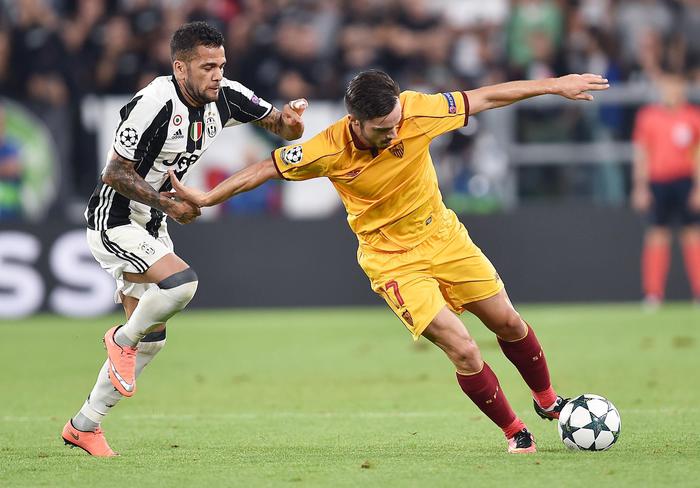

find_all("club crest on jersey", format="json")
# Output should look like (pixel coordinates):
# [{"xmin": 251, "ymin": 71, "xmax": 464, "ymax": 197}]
[
  {"xmin": 401, "ymin": 310, "xmax": 414, "ymax": 326},
  {"xmin": 138, "ymin": 242, "xmax": 155, "ymax": 255},
  {"xmin": 389, "ymin": 141, "xmax": 404, "ymax": 158},
  {"xmin": 441, "ymin": 92, "xmax": 457, "ymax": 114},
  {"xmin": 205, "ymin": 114, "xmax": 217, "ymax": 138},
  {"xmin": 281, "ymin": 145, "xmax": 303, "ymax": 165},
  {"xmin": 189, "ymin": 122, "xmax": 203, "ymax": 141},
  {"xmin": 118, "ymin": 126, "xmax": 139, "ymax": 148}
]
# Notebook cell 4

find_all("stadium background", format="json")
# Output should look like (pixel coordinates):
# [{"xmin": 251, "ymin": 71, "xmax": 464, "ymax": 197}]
[{"xmin": 0, "ymin": 0, "xmax": 699, "ymax": 315}]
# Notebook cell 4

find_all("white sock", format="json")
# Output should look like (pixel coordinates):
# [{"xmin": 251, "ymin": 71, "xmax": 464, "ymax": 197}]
[
  {"xmin": 115, "ymin": 269, "xmax": 197, "ymax": 347},
  {"xmin": 73, "ymin": 335, "xmax": 166, "ymax": 431}
]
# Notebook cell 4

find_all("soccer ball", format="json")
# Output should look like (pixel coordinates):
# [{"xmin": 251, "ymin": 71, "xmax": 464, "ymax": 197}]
[{"xmin": 558, "ymin": 394, "xmax": 621, "ymax": 451}]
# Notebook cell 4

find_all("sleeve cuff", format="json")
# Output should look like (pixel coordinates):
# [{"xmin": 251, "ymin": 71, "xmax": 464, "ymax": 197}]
[
  {"xmin": 112, "ymin": 146, "xmax": 138, "ymax": 162},
  {"xmin": 460, "ymin": 91, "xmax": 470, "ymax": 127},
  {"xmin": 256, "ymin": 104, "xmax": 274, "ymax": 122}
]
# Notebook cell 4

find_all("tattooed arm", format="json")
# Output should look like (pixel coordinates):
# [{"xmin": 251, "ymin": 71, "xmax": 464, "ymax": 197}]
[
  {"xmin": 254, "ymin": 99, "xmax": 307, "ymax": 140},
  {"xmin": 102, "ymin": 151, "xmax": 200, "ymax": 224}
]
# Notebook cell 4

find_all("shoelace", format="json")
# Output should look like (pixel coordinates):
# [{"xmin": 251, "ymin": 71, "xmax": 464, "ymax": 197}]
[
  {"xmin": 119, "ymin": 346, "xmax": 138, "ymax": 359},
  {"xmin": 514, "ymin": 430, "xmax": 532, "ymax": 448}
]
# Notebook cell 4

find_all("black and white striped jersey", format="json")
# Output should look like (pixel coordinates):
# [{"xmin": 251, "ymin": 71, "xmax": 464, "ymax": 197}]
[{"xmin": 85, "ymin": 75, "xmax": 273, "ymax": 234}]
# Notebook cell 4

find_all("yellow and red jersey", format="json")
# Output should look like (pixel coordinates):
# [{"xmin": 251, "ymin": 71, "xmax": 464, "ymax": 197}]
[{"xmin": 272, "ymin": 90, "xmax": 470, "ymax": 252}]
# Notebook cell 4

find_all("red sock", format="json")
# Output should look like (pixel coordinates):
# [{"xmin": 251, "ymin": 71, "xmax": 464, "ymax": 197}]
[
  {"xmin": 682, "ymin": 240, "xmax": 700, "ymax": 298},
  {"xmin": 498, "ymin": 324, "xmax": 557, "ymax": 409},
  {"xmin": 642, "ymin": 242, "xmax": 670, "ymax": 299},
  {"xmin": 456, "ymin": 363, "xmax": 523, "ymax": 437}
]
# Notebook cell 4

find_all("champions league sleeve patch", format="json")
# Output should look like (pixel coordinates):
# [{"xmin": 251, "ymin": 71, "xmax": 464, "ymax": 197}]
[
  {"xmin": 441, "ymin": 92, "xmax": 457, "ymax": 114},
  {"xmin": 281, "ymin": 145, "xmax": 303, "ymax": 165},
  {"xmin": 117, "ymin": 126, "xmax": 139, "ymax": 148}
]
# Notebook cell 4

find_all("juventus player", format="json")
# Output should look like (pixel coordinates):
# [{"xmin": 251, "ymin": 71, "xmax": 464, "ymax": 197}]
[{"xmin": 61, "ymin": 22, "xmax": 307, "ymax": 456}]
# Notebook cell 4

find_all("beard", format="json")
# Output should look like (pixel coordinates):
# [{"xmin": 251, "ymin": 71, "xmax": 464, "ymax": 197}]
[{"xmin": 184, "ymin": 80, "xmax": 218, "ymax": 105}]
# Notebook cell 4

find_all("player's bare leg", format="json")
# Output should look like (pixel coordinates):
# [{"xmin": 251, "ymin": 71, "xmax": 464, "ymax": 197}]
[
  {"xmin": 422, "ymin": 306, "xmax": 536, "ymax": 453},
  {"xmin": 463, "ymin": 288, "xmax": 567, "ymax": 420},
  {"xmin": 641, "ymin": 226, "xmax": 672, "ymax": 309},
  {"xmin": 680, "ymin": 225, "xmax": 700, "ymax": 303}
]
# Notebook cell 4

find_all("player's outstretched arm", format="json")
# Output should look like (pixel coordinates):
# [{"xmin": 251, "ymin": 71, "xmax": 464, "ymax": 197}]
[
  {"xmin": 166, "ymin": 158, "xmax": 280, "ymax": 208},
  {"xmin": 254, "ymin": 99, "xmax": 308, "ymax": 141},
  {"xmin": 466, "ymin": 74, "xmax": 609, "ymax": 115},
  {"xmin": 102, "ymin": 151, "xmax": 200, "ymax": 224}
]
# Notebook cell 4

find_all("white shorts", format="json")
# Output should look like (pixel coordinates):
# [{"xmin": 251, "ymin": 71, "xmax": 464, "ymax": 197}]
[{"xmin": 87, "ymin": 224, "xmax": 174, "ymax": 303}]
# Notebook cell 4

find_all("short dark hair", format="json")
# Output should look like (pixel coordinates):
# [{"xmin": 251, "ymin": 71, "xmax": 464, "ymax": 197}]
[
  {"xmin": 344, "ymin": 70, "xmax": 400, "ymax": 121},
  {"xmin": 170, "ymin": 21, "xmax": 224, "ymax": 62}
]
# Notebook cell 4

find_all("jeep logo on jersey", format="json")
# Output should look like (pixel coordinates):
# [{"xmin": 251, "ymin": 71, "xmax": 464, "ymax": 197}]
[
  {"xmin": 205, "ymin": 114, "xmax": 217, "ymax": 138},
  {"xmin": 281, "ymin": 145, "xmax": 303, "ymax": 164},
  {"xmin": 118, "ymin": 127, "xmax": 139, "ymax": 148},
  {"xmin": 163, "ymin": 152, "xmax": 200, "ymax": 171},
  {"xmin": 189, "ymin": 122, "xmax": 203, "ymax": 141}
]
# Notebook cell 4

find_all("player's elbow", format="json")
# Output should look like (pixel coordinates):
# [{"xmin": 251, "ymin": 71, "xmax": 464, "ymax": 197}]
[{"xmin": 101, "ymin": 169, "xmax": 115, "ymax": 187}]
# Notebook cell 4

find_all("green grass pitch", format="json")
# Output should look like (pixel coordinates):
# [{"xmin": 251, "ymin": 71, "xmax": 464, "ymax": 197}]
[{"xmin": 1, "ymin": 304, "xmax": 699, "ymax": 487}]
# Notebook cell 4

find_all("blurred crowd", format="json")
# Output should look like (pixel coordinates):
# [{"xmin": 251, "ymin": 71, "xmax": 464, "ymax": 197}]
[
  {"xmin": 1, "ymin": 0, "xmax": 700, "ymax": 219},
  {"xmin": 3, "ymin": 0, "xmax": 700, "ymax": 101}
]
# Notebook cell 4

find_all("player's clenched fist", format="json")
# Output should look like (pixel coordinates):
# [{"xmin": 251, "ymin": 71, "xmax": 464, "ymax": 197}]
[{"xmin": 281, "ymin": 98, "xmax": 307, "ymax": 140}]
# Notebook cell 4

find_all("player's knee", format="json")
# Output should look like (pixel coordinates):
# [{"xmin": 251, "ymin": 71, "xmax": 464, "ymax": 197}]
[
  {"xmin": 158, "ymin": 268, "xmax": 198, "ymax": 308},
  {"xmin": 452, "ymin": 337, "xmax": 482, "ymax": 372},
  {"xmin": 497, "ymin": 310, "xmax": 526, "ymax": 341}
]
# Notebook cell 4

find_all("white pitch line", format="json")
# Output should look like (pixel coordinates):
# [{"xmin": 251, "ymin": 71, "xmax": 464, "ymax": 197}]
[{"xmin": 2, "ymin": 408, "xmax": 698, "ymax": 422}]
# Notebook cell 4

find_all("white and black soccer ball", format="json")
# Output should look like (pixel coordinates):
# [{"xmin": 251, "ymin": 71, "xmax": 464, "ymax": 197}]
[
  {"xmin": 558, "ymin": 394, "xmax": 621, "ymax": 451},
  {"xmin": 118, "ymin": 127, "xmax": 139, "ymax": 148}
]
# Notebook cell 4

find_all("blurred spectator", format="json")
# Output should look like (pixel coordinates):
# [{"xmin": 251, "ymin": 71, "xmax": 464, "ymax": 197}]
[
  {"xmin": 95, "ymin": 15, "xmax": 140, "ymax": 94},
  {"xmin": 0, "ymin": 104, "xmax": 22, "ymax": 220},
  {"xmin": 616, "ymin": 0, "xmax": 673, "ymax": 66},
  {"xmin": 0, "ymin": 29, "xmax": 10, "ymax": 93},
  {"xmin": 507, "ymin": 0, "xmax": 564, "ymax": 79},
  {"xmin": 680, "ymin": 0, "xmax": 700, "ymax": 82},
  {"xmin": 0, "ymin": 0, "xmax": 700, "ymax": 217}
]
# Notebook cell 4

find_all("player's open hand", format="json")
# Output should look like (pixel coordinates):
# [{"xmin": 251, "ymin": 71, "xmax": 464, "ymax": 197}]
[
  {"xmin": 163, "ymin": 170, "xmax": 207, "ymax": 208},
  {"xmin": 555, "ymin": 74, "xmax": 610, "ymax": 101},
  {"xmin": 281, "ymin": 99, "xmax": 307, "ymax": 140}
]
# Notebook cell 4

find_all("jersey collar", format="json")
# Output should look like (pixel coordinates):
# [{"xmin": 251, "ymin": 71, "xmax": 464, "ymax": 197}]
[{"xmin": 348, "ymin": 121, "xmax": 380, "ymax": 157}]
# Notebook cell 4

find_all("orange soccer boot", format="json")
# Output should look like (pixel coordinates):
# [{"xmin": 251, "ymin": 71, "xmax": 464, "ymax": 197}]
[
  {"xmin": 103, "ymin": 325, "xmax": 138, "ymax": 397},
  {"xmin": 61, "ymin": 420, "xmax": 118, "ymax": 457},
  {"xmin": 507, "ymin": 428, "xmax": 537, "ymax": 454}
]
